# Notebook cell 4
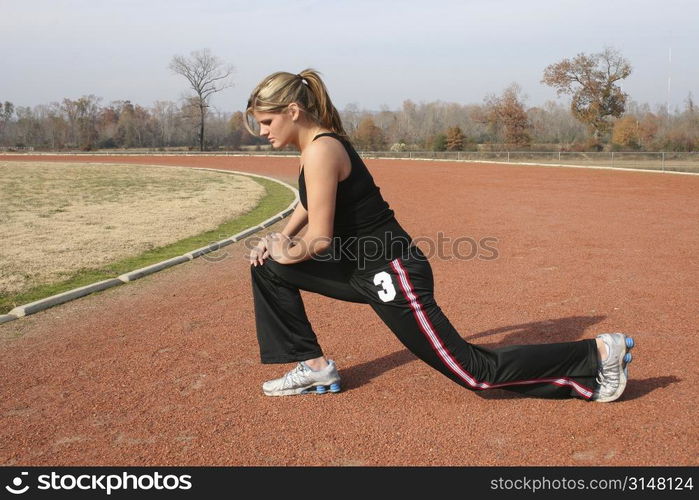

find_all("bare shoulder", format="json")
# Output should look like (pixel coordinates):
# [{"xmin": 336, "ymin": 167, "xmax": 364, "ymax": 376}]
[{"xmin": 302, "ymin": 136, "xmax": 350, "ymax": 179}]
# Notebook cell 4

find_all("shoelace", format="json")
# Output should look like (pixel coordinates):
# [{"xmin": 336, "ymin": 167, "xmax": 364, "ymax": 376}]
[
  {"xmin": 281, "ymin": 363, "xmax": 310, "ymax": 389},
  {"xmin": 595, "ymin": 355, "xmax": 620, "ymax": 394},
  {"xmin": 596, "ymin": 368, "xmax": 617, "ymax": 387}
]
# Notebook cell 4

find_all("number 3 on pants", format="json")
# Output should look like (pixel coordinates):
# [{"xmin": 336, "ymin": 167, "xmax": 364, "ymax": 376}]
[{"xmin": 373, "ymin": 271, "xmax": 396, "ymax": 302}]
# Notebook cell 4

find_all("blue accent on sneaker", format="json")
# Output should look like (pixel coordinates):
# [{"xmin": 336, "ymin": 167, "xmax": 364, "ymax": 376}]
[
  {"xmin": 299, "ymin": 384, "xmax": 342, "ymax": 395},
  {"xmin": 626, "ymin": 337, "xmax": 635, "ymax": 349},
  {"xmin": 624, "ymin": 352, "xmax": 632, "ymax": 364}
]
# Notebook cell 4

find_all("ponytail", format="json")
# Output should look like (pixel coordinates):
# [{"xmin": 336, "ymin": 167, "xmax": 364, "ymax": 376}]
[
  {"xmin": 245, "ymin": 68, "xmax": 347, "ymax": 137},
  {"xmin": 296, "ymin": 69, "xmax": 347, "ymax": 137}
]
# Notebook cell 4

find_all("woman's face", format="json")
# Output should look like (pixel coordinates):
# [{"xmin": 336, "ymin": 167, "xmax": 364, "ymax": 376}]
[{"xmin": 254, "ymin": 108, "xmax": 296, "ymax": 149}]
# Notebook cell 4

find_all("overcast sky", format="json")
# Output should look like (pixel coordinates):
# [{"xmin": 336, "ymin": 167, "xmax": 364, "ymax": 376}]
[{"xmin": 2, "ymin": 0, "xmax": 697, "ymax": 114}]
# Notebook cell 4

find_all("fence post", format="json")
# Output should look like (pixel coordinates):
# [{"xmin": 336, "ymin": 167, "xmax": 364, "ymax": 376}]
[
  {"xmin": 661, "ymin": 152, "xmax": 665, "ymax": 172},
  {"xmin": 507, "ymin": 151, "xmax": 510, "ymax": 162},
  {"xmin": 611, "ymin": 151, "xmax": 614, "ymax": 168},
  {"xmin": 457, "ymin": 152, "xmax": 461, "ymax": 161},
  {"xmin": 558, "ymin": 151, "xmax": 561, "ymax": 162}
]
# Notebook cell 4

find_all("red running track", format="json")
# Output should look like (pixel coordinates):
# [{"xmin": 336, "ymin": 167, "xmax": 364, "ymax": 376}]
[{"xmin": 0, "ymin": 155, "xmax": 697, "ymax": 465}]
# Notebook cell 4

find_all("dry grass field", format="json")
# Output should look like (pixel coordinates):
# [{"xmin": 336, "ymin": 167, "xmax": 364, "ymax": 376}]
[{"xmin": 0, "ymin": 162, "xmax": 265, "ymax": 296}]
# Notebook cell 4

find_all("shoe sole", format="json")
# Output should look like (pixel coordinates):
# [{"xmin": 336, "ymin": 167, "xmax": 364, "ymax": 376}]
[
  {"xmin": 263, "ymin": 382, "xmax": 341, "ymax": 397},
  {"xmin": 596, "ymin": 334, "xmax": 635, "ymax": 403},
  {"xmin": 623, "ymin": 336, "xmax": 634, "ymax": 378},
  {"xmin": 302, "ymin": 382, "xmax": 342, "ymax": 395}
]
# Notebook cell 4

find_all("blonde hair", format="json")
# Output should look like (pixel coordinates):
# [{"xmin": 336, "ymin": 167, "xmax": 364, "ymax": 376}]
[{"xmin": 245, "ymin": 69, "xmax": 347, "ymax": 137}]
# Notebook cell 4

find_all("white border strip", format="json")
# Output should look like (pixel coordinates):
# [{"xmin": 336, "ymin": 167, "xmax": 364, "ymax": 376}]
[{"xmin": 0, "ymin": 168, "xmax": 298, "ymax": 324}]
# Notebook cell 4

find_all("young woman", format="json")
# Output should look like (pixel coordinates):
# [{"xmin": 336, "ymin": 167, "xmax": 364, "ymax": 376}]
[{"xmin": 246, "ymin": 69, "xmax": 634, "ymax": 401}]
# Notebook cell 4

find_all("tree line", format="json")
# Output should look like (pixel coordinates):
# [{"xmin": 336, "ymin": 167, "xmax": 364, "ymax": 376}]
[{"xmin": 1, "ymin": 48, "xmax": 696, "ymax": 152}]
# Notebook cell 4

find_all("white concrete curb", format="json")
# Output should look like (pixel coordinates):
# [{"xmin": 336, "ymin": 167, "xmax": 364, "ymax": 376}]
[
  {"xmin": 1, "ymin": 168, "xmax": 298, "ymax": 325},
  {"xmin": 9, "ymin": 278, "xmax": 125, "ymax": 318},
  {"xmin": 0, "ymin": 314, "xmax": 20, "ymax": 324}
]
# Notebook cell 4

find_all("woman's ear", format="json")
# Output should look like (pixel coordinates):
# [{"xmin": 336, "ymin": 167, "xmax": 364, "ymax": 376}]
[{"xmin": 287, "ymin": 102, "xmax": 301, "ymax": 121}]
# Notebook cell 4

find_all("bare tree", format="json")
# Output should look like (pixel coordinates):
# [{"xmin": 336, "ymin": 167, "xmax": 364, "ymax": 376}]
[
  {"xmin": 74, "ymin": 95, "xmax": 101, "ymax": 149},
  {"xmin": 14, "ymin": 107, "xmax": 37, "ymax": 147},
  {"xmin": 542, "ymin": 48, "xmax": 631, "ymax": 144},
  {"xmin": 527, "ymin": 100, "xmax": 588, "ymax": 145},
  {"xmin": 61, "ymin": 98, "xmax": 79, "ymax": 147},
  {"xmin": 152, "ymin": 100, "xmax": 179, "ymax": 147},
  {"xmin": 341, "ymin": 103, "xmax": 362, "ymax": 135},
  {"xmin": 169, "ymin": 49, "xmax": 234, "ymax": 151},
  {"xmin": 0, "ymin": 101, "xmax": 14, "ymax": 145},
  {"xmin": 228, "ymin": 111, "xmax": 256, "ymax": 149}
]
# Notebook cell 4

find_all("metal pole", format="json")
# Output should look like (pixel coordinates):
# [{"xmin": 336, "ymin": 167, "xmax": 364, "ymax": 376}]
[
  {"xmin": 507, "ymin": 151, "xmax": 510, "ymax": 162},
  {"xmin": 662, "ymin": 152, "xmax": 665, "ymax": 172},
  {"xmin": 611, "ymin": 151, "xmax": 614, "ymax": 168}
]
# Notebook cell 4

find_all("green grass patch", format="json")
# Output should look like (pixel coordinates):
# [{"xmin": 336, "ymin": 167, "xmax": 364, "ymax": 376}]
[{"xmin": 0, "ymin": 176, "xmax": 294, "ymax": 315}]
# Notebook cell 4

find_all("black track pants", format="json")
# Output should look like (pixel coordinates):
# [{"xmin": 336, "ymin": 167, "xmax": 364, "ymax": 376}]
[{"xmin": 251, "ymin": 250, "xmax": 599, "ymax": 399}]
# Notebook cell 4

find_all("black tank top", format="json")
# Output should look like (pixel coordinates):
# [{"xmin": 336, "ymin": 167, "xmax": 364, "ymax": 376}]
[{"xmin": 298, "ymin": 132, "xmax": 413, "ymax": 269}]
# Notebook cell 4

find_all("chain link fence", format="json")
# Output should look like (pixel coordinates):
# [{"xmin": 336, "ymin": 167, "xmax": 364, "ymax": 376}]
[
  {"xmin": 357, "ymin": 151, "xmax": 699, "ymax": 173},
  {"xmin": 2, "ymin": 148, "xmax": 697, "ymax": 173}
]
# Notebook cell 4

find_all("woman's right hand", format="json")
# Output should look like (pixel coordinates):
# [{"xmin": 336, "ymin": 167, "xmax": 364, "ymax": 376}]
[{"xmin": 249, "ymin": 236, "xmax": 270, "ymax": 267}]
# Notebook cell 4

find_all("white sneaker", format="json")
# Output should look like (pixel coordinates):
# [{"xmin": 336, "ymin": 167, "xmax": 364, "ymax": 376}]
[
  {"xmin": 262, "ymin": 360, "xmax": 341, "ymax": 396},
  {"xmin": 593, "ymin": 333, "xmax": 635, "ymax": 402}
]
